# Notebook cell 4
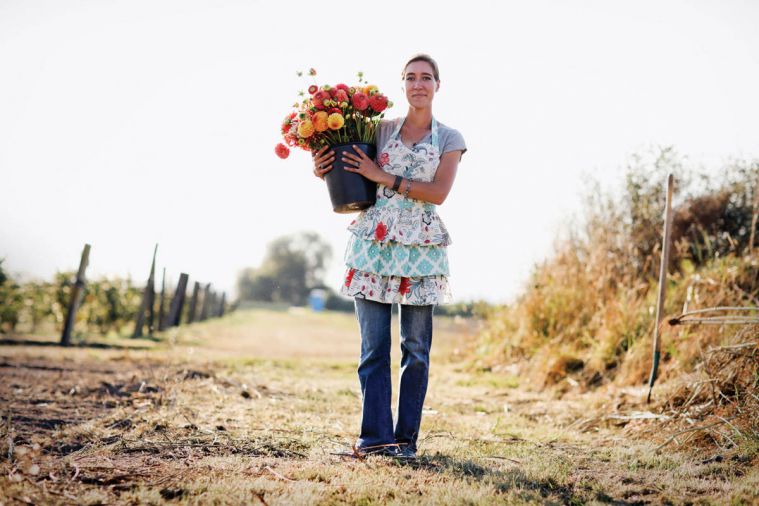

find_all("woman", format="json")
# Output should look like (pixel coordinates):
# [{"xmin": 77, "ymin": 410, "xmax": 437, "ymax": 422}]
[{"xmin": 312, "ymin": 54, "xmax": 466, "ymax": 459}]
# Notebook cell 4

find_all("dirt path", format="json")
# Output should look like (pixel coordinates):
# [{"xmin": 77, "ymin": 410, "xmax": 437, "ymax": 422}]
[{"xmin": 1, "ymin": 308, "xmax": 756, "ymax": 505}]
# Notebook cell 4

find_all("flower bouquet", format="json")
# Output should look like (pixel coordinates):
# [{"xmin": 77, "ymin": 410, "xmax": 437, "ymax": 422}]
[{"xmin": 275, "ymin": 69, "xmax": 393, "ymax": 213}]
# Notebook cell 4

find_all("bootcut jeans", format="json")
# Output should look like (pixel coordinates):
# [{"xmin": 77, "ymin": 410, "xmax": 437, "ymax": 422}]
[{"xmin": 353, "ymin": 297, "xmax": 434, "ymax": 453}]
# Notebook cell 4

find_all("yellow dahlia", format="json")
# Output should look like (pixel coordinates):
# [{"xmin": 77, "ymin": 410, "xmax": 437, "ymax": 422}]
[
  {"xmin": 313, "ymin": 111, "xmax": 329, "ymax": 132},
  {"xmin": 297, "ymin": 120, "xmax": 314, "ymax": 138},
  {"xmin": 327, "ymin": 113, "xmax": 344, "ymax": 130}
]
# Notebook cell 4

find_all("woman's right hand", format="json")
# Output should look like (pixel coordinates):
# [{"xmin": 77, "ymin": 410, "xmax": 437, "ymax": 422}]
[{"xmin": 312, "ymin": 146, "xmax": 335, "ymax": 179}]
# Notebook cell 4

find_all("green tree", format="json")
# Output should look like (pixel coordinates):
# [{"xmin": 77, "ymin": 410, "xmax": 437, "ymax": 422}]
[
  {"xmin": 237, "ymin": 232, "xmax": 332, "ymax": 305},
  {"xmin": 0, "ymin": 259, "xmax": 23, "ymax": 333}
]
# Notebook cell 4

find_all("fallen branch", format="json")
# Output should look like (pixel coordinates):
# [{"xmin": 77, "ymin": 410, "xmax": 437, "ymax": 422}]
[
  {"xmin": 481, "ymin": 455, "xmax": 521, "ymax": 464},
  {"xmin": 655, "ymin": 416, "xmax": 738, "ymax": 452},
  {"xmin": 264, "ymin": 465, "xmax": 294, "ymax": 482}
]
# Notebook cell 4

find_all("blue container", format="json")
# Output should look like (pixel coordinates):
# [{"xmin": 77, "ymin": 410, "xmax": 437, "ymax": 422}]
[{"xmin": 309, "ymin": 289, "xmax": 326, "ymax": 312}]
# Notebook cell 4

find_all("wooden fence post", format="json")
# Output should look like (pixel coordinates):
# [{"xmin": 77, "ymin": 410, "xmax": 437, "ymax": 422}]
[
  {"xmin": 132, "ymin": 244, "xmax": 157, "ymax": 338},
  {"xmin": 217, "ymin": 292, "xmax": 226, "ymax": 318},
  {"xmin": 187, "ymin": 281, "xmax": 200, "ymax": 324},
  {"xmin": 749, "ymin": 174, "xmax": 759, "ymax": 254},
  {"xmin": 208, "ymin": 291, "xmax": 217, "ymax": 319},
  {"xmin": 157, "ymin": 268, "xmax": 167, "ymax": 331},
  {"xmin": 199, "ymin": 283, "xmax": 212, "ymax": 321},
  {"xmin": 166, "ymin": 273, "xmax": 189, "ymax": 328},
  {"xmin": 647, "ymin": 174, "xmax": 674, "ymax": 402},
  {"xmin": 60, "ymin": 244, "xmax": 91, "ymax": 346}
]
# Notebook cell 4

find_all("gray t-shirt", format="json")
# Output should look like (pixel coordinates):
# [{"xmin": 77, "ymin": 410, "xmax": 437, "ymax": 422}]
[{"xmin": 374, "ymin": 117, "xmax": 467, "ymax": 161}]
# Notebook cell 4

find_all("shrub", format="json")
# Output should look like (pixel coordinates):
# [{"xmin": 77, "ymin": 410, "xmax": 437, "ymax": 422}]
[{"xmin": 477, "ymin": 147, "xmax": 759, "ymax": 388}]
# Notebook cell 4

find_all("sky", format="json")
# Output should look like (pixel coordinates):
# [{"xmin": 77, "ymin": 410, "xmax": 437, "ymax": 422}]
[{"xmin": 1, "ymin": 0, "xmax": 758, "ymax": 304}]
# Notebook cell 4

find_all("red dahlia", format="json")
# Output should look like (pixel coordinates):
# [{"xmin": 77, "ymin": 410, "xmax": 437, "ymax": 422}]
[
  {"xmin": 368, "ymin": 94, "xmax": 388, "ymax": 112},
  {"xmin": 274, "ymin": 143, "xmax": 290, "ymax": 159},
  {"xmin": 351, "ymin": 92, "xmax": 369, "ymax": 111}
]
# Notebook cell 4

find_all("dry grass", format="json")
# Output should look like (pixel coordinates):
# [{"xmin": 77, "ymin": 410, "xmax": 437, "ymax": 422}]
[{"xmin": 1, "ymin": 307, "xmax": 757, "ymax": 504}]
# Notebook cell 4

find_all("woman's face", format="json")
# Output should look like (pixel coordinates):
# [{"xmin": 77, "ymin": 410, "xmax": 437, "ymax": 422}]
[{"xmin": 403, "ymin": 60, "xmax": 439, "ymax": 109}]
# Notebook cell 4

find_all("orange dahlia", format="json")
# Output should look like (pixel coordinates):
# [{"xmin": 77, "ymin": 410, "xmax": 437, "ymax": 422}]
[
  {"xmin": 297, "ymin": 120, "xmax": 315, "ymax": 138},
  {"xmin": 327, "ymin": 113, "xmax": 344, "ymax": 130},
  {"xmin": 313, "ymin": 111, "xmax": 329, "ymax": 132}
]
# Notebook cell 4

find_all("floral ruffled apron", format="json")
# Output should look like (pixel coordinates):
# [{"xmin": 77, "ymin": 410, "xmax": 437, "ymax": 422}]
[{"xmin": 339, "ymin": 117, "xmax": 452, "ymax": 305}]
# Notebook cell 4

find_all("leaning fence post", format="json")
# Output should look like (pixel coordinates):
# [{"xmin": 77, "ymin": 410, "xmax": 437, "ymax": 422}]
[
  {"xmin": 647, "ymin": 174, "xmax": 674, "ymax": 403},
  {"xmin": 187, "ymin": 281, "xmax": 200, "ymax": 324},
  {"xmin": 166, "ymin": 273, "xmax": 189, "ymax": 328},
  {"xmin": 132, "ymin": 244, "xmax": 157, "ymax": 338},
  {"xmin": 60, "ymin": 243, "xmax": 91, "ymax": 346}
]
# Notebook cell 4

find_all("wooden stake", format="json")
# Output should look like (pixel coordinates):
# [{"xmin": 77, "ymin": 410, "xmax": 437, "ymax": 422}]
[
  {"xmin": 157, "ymin": 268, "xmax": 167, "ymax": 331},
  {"xmin": 199, "ymin": 283, "xmax": 212, "ymax": 321},
  {"xmin": 217, "ymin": 292, "xmax": 226, "ymax": 318},
  {"xmin": 208, "ymin": 291, "xmax": 217, "ymax": 319},
  {"xmin": 187, "ymin": 281, "xmax": 200, "ymax": 324},
  {"xmin": 647, "ymin": 174, "xmax": 674, "ymax": 403},
  {"xmin": 166, "ymin": 273, "xmax": 189, "ymax": 327},
  {"xmin": 749, "ymin": 173, "xmax": 759, "ymax": 254},
  {"xmin": 60, "ymin": 244, "xmax": 91, "ymax": 346},
  {"xmin": 132, "ymin": 244, "xmax": 157, "ymax": 339}
]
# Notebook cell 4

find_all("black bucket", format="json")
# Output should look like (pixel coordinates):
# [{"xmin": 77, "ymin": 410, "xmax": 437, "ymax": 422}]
[{"xmin": 324, "ymin": 143, "xmax": 377, "ymax": 213}]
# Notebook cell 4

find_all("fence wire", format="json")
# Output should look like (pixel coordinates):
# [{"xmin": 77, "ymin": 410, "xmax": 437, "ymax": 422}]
[{"xmin": 668, "ymin": 307, "xmax": 759, "ymax": 327}]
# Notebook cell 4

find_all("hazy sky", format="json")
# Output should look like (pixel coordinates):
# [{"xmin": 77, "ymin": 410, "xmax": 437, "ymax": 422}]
[{"xmin": 1, "ymin": 0, "xmax": 758, "ymax": 303}]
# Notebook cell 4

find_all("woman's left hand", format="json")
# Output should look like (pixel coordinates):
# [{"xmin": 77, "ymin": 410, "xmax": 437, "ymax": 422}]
[{"xmin": 341, "ymin": 145, "xmax": 386, "ymax": 183}]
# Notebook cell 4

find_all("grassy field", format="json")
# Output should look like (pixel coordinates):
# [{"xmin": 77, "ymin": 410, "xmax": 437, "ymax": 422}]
[{"xmin": 1, "ymin": 307, "xmax": 757, "ymax": 505}]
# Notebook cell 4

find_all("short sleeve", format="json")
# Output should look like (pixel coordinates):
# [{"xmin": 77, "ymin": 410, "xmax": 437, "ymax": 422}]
[
  {"xmin": 374, "ymin": 119, "xmax": 397, "ymax": 159},
  {"xmin": 441, "ymin": 128, "xmax": 467, "ymax": 158}
]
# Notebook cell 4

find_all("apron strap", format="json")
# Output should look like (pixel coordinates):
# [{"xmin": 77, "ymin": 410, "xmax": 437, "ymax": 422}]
[
  {"xmin": 390, "ymin": 117, "xmax": 403, "ymax": 139},
  {"xmin": 391, "ymin": 117, "xmax": 440, "ymax": 150}
]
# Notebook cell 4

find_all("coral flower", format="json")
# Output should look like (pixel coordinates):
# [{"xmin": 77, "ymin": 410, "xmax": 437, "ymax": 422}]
[
  {"xmin": 368, "ymin": 94, "xmax": 388, "ymax": 112},
  {"xmin": 274, "ymin": 143, "xmax": 290, "ymax": 159},
  {"xmin": 375, "ymin": 222, "xmax": 388, "ymax": 241},
  {"xmin": 363, "ymin": 84, "xmax": 378, "ymax": 95},
  {"xmin": 312, "ymin": 111, "xmax": 329, "ymax": 132},
  {"xmin": 351, "ymin": 92, "xmax": 369, "ymax": 111},
  {"xmin": 297, "ymin": 120, "xmax": 315, "ymax": 138},
  {"xmin": 327, "ymin": 113, "xmax": 344, "ymax": 130}
]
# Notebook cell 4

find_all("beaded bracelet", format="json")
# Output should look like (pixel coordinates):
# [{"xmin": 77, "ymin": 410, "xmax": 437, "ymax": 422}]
[
  {"xmin": 403, "ymin": 179, "xmax": 412, "ymax": 198},
  {"xmin": 392, "ymin": 175, "xmax": 403, "ymax": 192}
]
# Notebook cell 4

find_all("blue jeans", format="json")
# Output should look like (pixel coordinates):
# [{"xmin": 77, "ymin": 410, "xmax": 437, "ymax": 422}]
[{"xmin": 354, "ymin": 298, "xmax": 434, "ymax": 453}]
